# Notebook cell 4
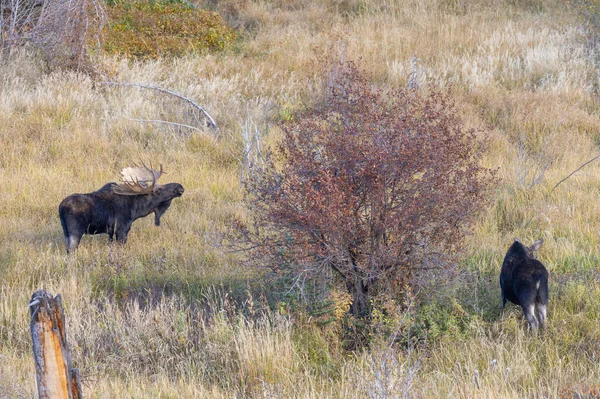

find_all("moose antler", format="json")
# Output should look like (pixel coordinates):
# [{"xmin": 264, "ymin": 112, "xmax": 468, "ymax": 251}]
[{"xmin": 113, "ymin": 161, "xmax": 165, "ymax": 195}]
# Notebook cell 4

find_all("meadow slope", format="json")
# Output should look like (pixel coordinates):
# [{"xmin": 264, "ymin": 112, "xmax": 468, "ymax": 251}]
[{"xmin": 2, "ymin": 0, "xmax": 600, "ymax": 397}]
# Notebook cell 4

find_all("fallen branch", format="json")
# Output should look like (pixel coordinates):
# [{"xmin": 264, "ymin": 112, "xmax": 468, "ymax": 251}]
[
  {"xmin": 100, "ymin": 81, "xmax": 218, "ymax": 130},
  {"xmin": 552, "ymin": 154, "xmax": 600, "ymax": 191},
  {"xmin": 126, "ymin": 118, "xmax": 209, "ymax": 134}
]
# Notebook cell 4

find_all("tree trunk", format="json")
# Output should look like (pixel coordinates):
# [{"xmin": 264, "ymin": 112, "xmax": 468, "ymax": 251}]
[
  {"xmin": 347, "ymin": 278, "xmax": 370, "ymax": 318},
  {"xmin": 347, "ymin": 250, "xmax": 372, "ymax": 318},
  {"xmin": 29, "ymin": 290, "xmax": 82, "ymax": 399}
]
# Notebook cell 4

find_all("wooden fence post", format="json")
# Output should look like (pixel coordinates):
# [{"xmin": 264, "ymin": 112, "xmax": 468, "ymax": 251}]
[{"xmin": 29, "ymin": 290, "xmax": 82, "ymax": 399}]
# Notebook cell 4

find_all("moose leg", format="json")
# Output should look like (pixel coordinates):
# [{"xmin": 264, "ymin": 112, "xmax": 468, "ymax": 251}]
[
  {"xmin": 516, "ymin": 280, "xmax": 541, "ymax": 330},
  {"xmin": 64, "ymin": 224, "xmax": 83, "ymax": 254},
  {"xmin": 522, "ymin": 303, "xmax": 539, "ymax": 330},
  {"xmin": 60, "ymin": 216, "xmax": 81, "ymax": 254},
  {"xmin": 107, "ymin": 224, "xmax": 115, "ymax": 242},
  {"xmin": 522, "ymin": 304, "xmax": 539, "ymax": 330},
  {"xmin": 115, "ymin": 222, "xmax": 132, "ymax": 244},
  {"xmin": 535, "ymin": 303, "xmax": 547, "ymax": 329},
  {"xmin": 500, "ymin": 279, "xmax": 508, "ymax": 309},
  {"xmin": 535, "ymin": 277, "xmax": 549, "ymax": 329},
  {"xmin": 66, "ymin": 234, "xmax": 82, "ymax": 254}
]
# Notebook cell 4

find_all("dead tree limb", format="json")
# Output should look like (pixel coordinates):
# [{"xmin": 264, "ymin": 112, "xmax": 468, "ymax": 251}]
[
  {"xmin": 126, "ymin": 118, "xmax": 209, "ymax": 135},
  {"xmin": 100, "ymin": 81, "xmax": 218, "ymax": 130},
  {"xmin": 29, "ymin": 290, "xmax": 82, "ymax": 399},
  {"xmin": 552, "ymin": 154, "xmax": 600, "ymax": 192}
]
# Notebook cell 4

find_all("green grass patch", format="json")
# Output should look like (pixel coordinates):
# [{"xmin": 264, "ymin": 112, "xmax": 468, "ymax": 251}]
[{"xmin": 104, "ymin": 0, "xmax": 236, "ymax": 59}]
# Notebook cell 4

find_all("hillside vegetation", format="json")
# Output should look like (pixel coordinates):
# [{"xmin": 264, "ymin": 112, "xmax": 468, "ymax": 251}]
[{"xmin": 2, "ymin": 0, "xmax": 600, "ymax": 397}]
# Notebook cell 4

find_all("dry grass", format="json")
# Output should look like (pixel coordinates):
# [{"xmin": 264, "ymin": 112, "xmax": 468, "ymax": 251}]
[{"xmin": 2, "ymin": 0, "xmax": 600, "ymax": 397}]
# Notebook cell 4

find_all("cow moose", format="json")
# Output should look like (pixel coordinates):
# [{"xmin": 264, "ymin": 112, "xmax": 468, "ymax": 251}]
[
  {"xmin": 500, "ymin": 238, "xmax": 549, "ymax": 330},
  {"xmin": 59, "ymin": 162, "xmax": 184, "ymax": 253}
]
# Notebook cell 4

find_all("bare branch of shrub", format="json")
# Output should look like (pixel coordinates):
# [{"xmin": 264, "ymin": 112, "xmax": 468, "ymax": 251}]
[
  {"xmin": 1, "ymin": 0, "xmax": 107, "ymax": 70},
  {"xmin": 552, "ymin": 153, "xmax": 600, "ymax": 191},
  {"xmin": 406, "ymin": 53, "xmax": 424, "ymax": 90},
  {"xmin": 515, "ymin": 125, "xmax": 557, "ymax": 189},
  {"xmin": 126, "ymin": 118, "xmax": 212, "ymax": 136},
  {"xmin": 100, "ymin": 81, "xmax": 219, "ymax": 131},
  {"xmin": 239, "ymin": 115, "xmax": 266, "ymax": 184}
]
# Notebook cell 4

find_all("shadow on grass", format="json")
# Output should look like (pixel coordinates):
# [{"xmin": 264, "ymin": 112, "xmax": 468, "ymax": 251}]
[{"xmin": 85, "ymin": 246, "xmax": 272, "ymax": 320}]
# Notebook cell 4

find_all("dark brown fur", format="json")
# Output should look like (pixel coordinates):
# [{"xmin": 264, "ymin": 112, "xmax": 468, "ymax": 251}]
[
  {"xmin": 500, "ymin": 239, "xmax": 549, "ymax": 330},
  {"xmin": 59, "ymin": 182, "xmax": 184, "ymax": 253}
]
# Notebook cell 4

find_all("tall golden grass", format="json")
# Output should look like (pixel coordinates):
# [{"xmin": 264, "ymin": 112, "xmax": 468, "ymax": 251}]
[{"xmin": 2, "ymin": 0, "xmax": 600, "ymax": 397}]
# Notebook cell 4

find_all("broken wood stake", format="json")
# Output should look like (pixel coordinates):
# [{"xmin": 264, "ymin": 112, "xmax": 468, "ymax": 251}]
[{"xmin": 29, "ymin": 290, "xmax": 82, "ymax": 399}]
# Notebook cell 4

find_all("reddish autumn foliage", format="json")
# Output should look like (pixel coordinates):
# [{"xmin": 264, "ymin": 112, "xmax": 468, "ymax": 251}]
[{"xmin": 241, "ymin": 61, "xmax": 494, "ymax": 318}]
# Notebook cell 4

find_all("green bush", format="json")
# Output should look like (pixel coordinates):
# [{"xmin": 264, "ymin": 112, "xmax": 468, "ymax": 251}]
[
  {"xmin": 104, "ymin": 0, "xmax": 236, "ymax": 59},
  {"xmin": 414, "ymin": 298, "xmax": 474, "ymax": 341}
]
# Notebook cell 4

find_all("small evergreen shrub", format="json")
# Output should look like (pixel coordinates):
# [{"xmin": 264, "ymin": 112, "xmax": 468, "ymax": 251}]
[{"xmin": 104, "ymin": 0, "xmax": 236, "ymax": 59}]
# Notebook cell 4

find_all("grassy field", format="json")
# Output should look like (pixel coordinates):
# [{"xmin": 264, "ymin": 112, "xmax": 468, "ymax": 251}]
[{"xmin": 2, "ymin": 0, "xmax": 600, "ymax": 397}]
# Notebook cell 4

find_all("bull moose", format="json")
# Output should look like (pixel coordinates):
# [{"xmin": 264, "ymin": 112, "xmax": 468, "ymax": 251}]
[
  {"xmin": 500, "ymin": 238, "xmax": 549, "ymax": 330},
  {"xmin": 59, "ymin": 162, "xmax": 184, "ymax": 253}
]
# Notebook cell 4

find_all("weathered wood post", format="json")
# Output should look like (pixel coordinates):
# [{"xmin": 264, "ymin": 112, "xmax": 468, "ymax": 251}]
[{"xmin": 29, "ymin": 290, "xmax": 82, "ymax": 399}]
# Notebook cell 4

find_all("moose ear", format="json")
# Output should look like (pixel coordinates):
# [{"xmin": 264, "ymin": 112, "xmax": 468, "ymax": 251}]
[{"xmin": 529, "ymin": 239, "xmax": 544, "ymax": 252}]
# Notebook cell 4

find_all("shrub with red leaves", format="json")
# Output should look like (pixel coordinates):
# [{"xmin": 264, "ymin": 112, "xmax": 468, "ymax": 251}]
[{"xmin": 240, "ymin": 61, "xmax": 494, "ymax": 318}]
